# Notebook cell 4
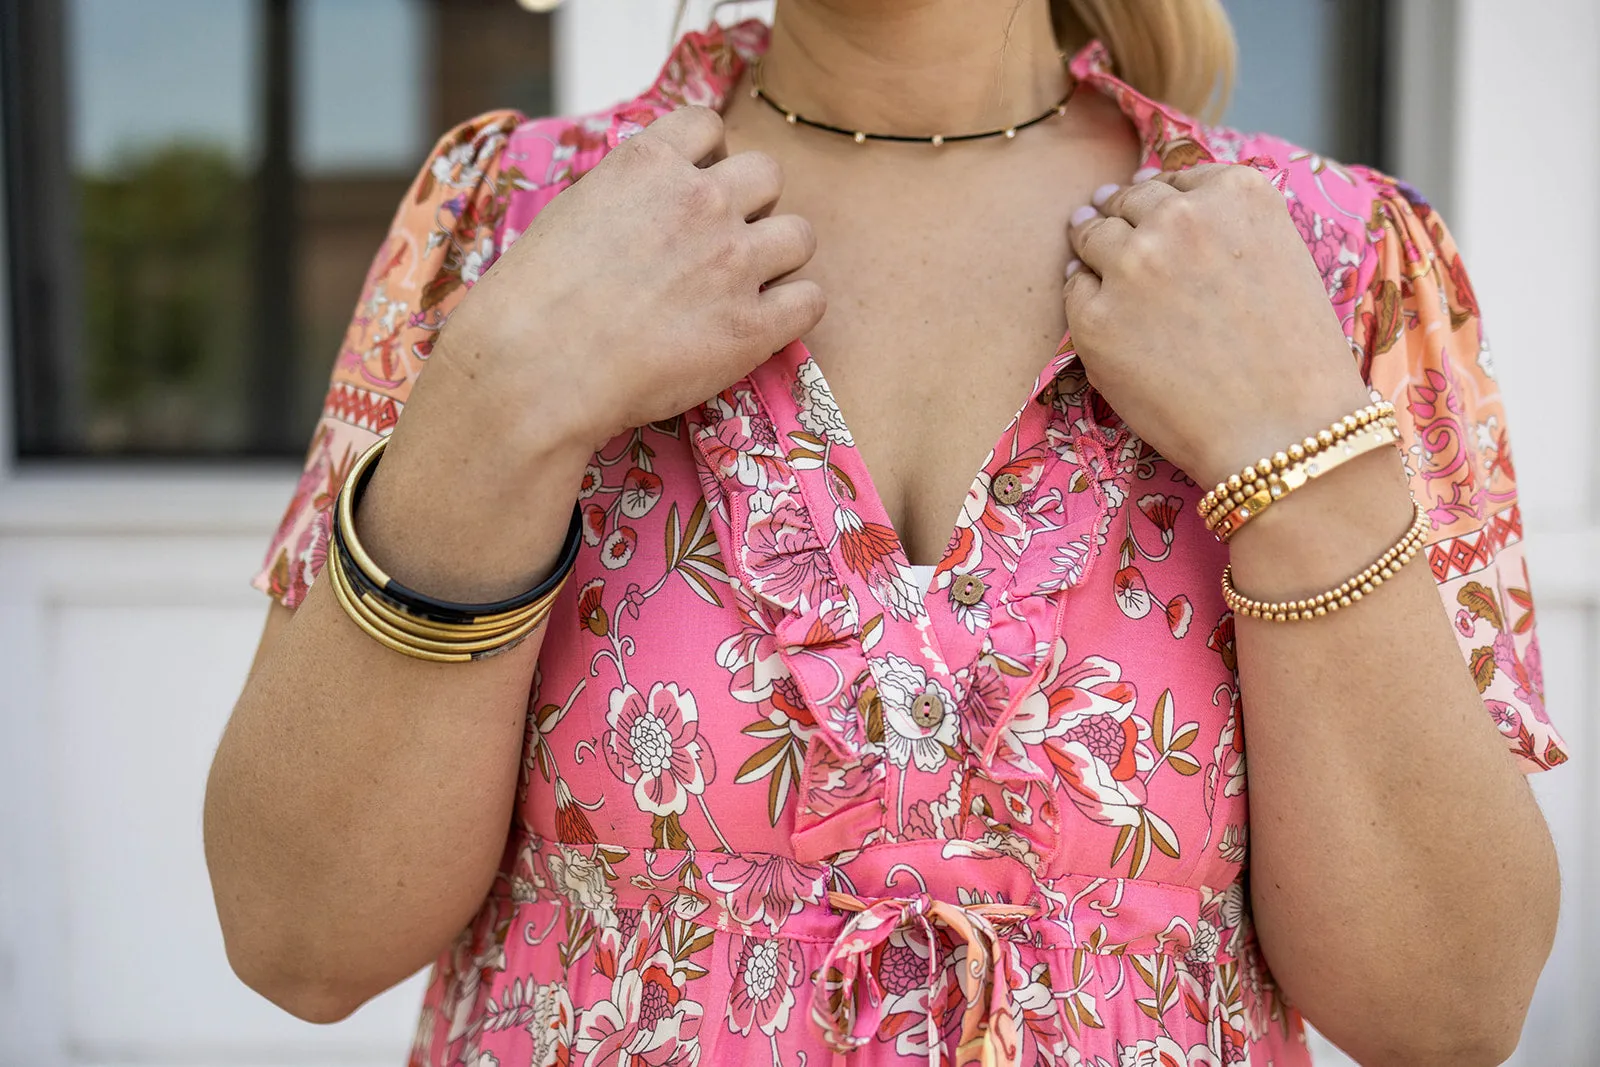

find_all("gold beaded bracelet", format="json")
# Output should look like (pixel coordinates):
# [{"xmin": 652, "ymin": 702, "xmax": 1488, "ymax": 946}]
[
  {"xmin": 1221, "ymin": 501, "xmax": 1429, "ymax": 622},
  {"xmin": 1197, "ymin": 402, "xmax": 1397, "ymax": 521},
  {"xmin": 1206, "ymin": 417, "xmax": 1401, "ymax": 541}
]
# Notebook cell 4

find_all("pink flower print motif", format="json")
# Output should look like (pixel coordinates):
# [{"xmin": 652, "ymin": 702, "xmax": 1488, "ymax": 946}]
[
  {"xmin": 619, "ymin": 467, "xmax": 663, "ymax": 519},
  {"xmin": 1486, "ymin": 699, "xmax": 1523, "ymax": 736},
  {"xmin": 1493, "ymin": 630, "xmax": 1544, "ymax": 710},
  {"xmin": 706, "ymin": 853, "xmax": 827, "ymax": 931},
  {"xmin": 1113, "ymin": 565, "xmax": 1153, "ymax": 619},
  {"xmin": 741, "ymin": 490, "xmax": 835, "ymax": 611},
  {"xmin": 874, "ymin": 653, "xmax": 960, "ymax": 772},
  {"xmin": 1455, "ymin": 608, "xmax": 1477, "ymax": 637},
  {"xmin": 575, "ymin": 904, "xmax": 703, "ymax": 1067},
  {"xmin": 699, "ymin": 416, "xmax": 791, "ymax": 490},
  {"xmin": 1137, "ymin": 493, "xmax": 1183, "ymax": 545},
  {"xmin": 725, "ymin": 936, "xmax": 802, "ymax": 1037},
  {"xmin": 1288, "ymin": 195, "xmax": 1363, "ymax": 305},
  {"xmin": 1039, "ymin": 657, "xmax": 1147, "ymax": 827},
  {"xmin": 603, "ymin": 683, "xmax": 716, "ymax": 816},
  {"xmin": 578, "ymin": 578, "xmax": 609, "ymax": 637},
  {"xmin": 600, "ymin": 526, "xmax": 637, "ymax": 570}
]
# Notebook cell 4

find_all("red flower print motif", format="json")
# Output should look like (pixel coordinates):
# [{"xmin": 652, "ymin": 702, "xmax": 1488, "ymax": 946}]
[
  {"xmin": 1137, "ymin": 493, "xmax": 1183, "ymax": 545},
  {"xmin": 725, "ymin": 936, "xmax": 802, "ymax": 1037},
  {"xmin": 578, "ymin": 578, "xmax": 609, "ymax": 636},
  {"xmin": 575, "ymin": 903, "xmax": 702, "ymax": 1067},
  {"xmin": 836, "ymin": 509, "xmax": 899, "ymax": 579},
  {"xmin": 577, "ymin": 463, "xmax": 602, "ymax": 500},
  {"xmin": 552, "ymin": 777, "xmax": 600, "ymax": 845},
  {"xmin": 619, "ymin": 466, "xmax": 663, "ymax": 519},
  {"xmin": 835, "ymin": 506, "xmax": 921, "ymax": 620},
  {"xmin": 1113, "ymin": 566, "xmax": 1153, "ymax": 619},
  {"xmin": 600, "ymin": 526, "xmax": 637, "ymax": 570},
  {"xmin": 581, "ymin": 503, "xmax": 608, "ymax": 547},
  {"xmin": 603, "ymin": 683, "xmax": 716, "ymax": 816},
  {"xmin": 1445, "ymin": 251, "xmax": 1480, "ymax": 320},
  {"xmin": 1165, "ymin": 595, "xmax": 1193, "ymax": 639},
  {"xmin": 1207, "ymin": 614, "xmax": 1237, "ymax": 672}
]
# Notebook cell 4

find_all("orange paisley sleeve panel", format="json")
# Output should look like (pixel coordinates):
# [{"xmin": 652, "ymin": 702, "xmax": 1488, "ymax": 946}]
[
  {"xmin": 1353, "ymin": 171, "xmax": 1567, "ymax": 773},
  {"xmin": 251, "ymin": 109, "xmax": 527, "ymax": 609}
]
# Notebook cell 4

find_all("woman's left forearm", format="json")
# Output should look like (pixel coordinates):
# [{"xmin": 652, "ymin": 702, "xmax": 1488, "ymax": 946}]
[{"xmin": 1229, "ymin": 448, "xmax": 1559, "ymax": 1065}]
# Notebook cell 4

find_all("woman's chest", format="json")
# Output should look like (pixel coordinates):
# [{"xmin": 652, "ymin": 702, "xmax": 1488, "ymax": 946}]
[
  {"xmin": 782, "ymin": 187, "xmax": 1077, "ymax": 568},
  {"xmin": 533, "ymin": 363, "xmax": 1247, "ymax": 893}
]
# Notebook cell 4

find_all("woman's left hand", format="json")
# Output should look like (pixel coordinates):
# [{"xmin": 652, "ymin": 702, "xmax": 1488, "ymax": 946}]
[{"xmin": 1063, "ymin": 163, "xmax": 1374, "ymax": 490}]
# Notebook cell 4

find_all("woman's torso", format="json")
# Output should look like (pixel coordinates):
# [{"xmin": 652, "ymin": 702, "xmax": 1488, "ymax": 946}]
[{"xmin": 402, "ymin": 23, "xmax": 1338, "ymax": 1067}]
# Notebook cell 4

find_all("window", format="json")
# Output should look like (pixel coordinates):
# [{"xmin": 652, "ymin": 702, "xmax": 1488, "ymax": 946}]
[
  {"xmin": 4, "ymin": 0, "xmax": 1387, "ymax": 460},
  {"xmin": 2, "ymin": 0, "xmax": 555, "ymax": 458}
]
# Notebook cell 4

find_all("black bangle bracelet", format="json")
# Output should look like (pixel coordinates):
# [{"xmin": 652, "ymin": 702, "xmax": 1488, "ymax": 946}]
[{"xmin": 332, "ymin": 437, "xmax": 583, "ymax": 626}]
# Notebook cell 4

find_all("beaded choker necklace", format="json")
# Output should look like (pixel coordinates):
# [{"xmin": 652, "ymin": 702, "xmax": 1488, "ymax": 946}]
[{"xmin": 748, "ymin": 58, "xmax": 1074, "ymax": 146}]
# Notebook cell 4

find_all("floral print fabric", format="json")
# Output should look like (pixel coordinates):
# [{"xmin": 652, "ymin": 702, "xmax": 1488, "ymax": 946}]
[{"xmin": 253, "ymin": 20, "xmax": 1569, "ymax": 1067}]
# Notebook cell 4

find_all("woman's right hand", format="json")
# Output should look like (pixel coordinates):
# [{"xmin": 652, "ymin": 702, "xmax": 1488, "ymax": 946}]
[{"xmin": 427, "ymin": 104, "xmax": 824, "ymax": 454}]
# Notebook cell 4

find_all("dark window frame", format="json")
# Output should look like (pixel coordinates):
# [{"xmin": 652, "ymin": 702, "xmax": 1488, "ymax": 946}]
[{"xmin": 3, "ymin": 0, "xmax": 1390, "ymax": 462}]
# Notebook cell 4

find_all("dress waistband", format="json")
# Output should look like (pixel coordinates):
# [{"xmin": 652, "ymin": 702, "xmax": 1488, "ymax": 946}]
[{"xmin": 515, "ymin": 835, "xmax": 1208, "ymax": 956}]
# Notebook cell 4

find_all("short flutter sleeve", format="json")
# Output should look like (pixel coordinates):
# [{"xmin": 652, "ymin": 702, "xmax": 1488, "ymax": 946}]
[
  {"xmin": 1352, "ymin": 171, "xmax": 1569, "ymax": 773},
  {"xmin": 252, "ymin": 110, "xmax": 525, "ymax": 608}
]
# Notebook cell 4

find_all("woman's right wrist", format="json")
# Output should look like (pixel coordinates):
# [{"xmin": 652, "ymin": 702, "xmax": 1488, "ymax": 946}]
[{"xmin": 350, "ymin": 354, "xmax": 596, "ymax": 604}]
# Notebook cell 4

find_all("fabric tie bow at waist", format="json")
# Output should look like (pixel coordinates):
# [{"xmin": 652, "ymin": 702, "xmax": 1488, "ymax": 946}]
[{"xmin": 810, "ymin": 890, "xmax": 1039, "ymax": 1067}]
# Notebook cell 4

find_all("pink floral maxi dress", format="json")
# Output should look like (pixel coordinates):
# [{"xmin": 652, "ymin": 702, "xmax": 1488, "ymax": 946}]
[{"xmin": 254, "ymin": 22, "xmax": 1570, "ymax": 1067}]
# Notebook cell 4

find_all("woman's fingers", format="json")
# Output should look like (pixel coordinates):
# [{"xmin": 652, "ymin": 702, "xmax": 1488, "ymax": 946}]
[
  {"xmin": 709, "ymin": 150, "xmax": 785, "ymax": 220},
  {"xmin": 747, "ymin": 214, "xmax": 816, "ymax": 282},
  {"xmin": 1101, "ymin": 180, "xmax": 1181, "ymax": 226},
  {"xmin": 754, "ymin": 278, "xmax": 827, "ymax": 352},
  {"xmin": 641, "ymin": 104, "xmax": 727, "ymax": 165},
  {"xmin": 1068, "ymin": 204, "xmax": 1133, "ymax": 275}
]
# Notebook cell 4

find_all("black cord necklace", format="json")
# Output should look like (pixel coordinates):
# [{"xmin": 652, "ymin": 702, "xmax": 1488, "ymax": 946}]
[{"xmin": 748, "ymin": 58, "xmax": 1074, "ymax": 146}]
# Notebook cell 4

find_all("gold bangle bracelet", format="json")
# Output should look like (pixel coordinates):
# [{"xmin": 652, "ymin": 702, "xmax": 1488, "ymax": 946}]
[
  {"xmin": 328, "ymin": 545, "xmax": 553, "ymax": 661},
  {"xmin": 1222, "ymin": 501, "xmax": 1429, "ymax": 622},
  {"xmin": 1206, "ymin": 417, "xmax": 1401, "ymax": 540},
  {"xmin": 1197, "ymin": 401, "xmax": 1397, "ymax": 518}
]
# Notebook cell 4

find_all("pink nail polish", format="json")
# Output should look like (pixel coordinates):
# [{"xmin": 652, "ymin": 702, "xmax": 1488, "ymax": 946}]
[
  {"xmin": 1065, "ymin": 258, "xmax": 1083, "ymax": 279},
  {"xmin": 1069, "ymin": 204, "xmax": 1098, "ymax": 227},
  {"xmin": 1091, "ymin": 183, "xmax": 1120, "ymax": 208},
  {"xmin": 1132, "ymin": 166, "xmax": 1160, "ymax": 183}
]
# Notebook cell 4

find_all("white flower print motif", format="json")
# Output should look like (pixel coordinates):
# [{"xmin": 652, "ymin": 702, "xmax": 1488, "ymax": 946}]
[
  {"xmin": 545, "ymin": 845, "xmax": 618, "ymax": 916},
  {"xmin": 603, "ymin": 682, "xmax": 716, "ymax": 815},
  {"xmin": 873, "ymin": 653, "xmax": 959, "ymax": 771},
  {"xmin": 793, "ymin": 358, "xmax": 854, "ymax": 445},
  {"xmin": 459, "ymin": 235, "xmax": 495, "ymax": 284}
]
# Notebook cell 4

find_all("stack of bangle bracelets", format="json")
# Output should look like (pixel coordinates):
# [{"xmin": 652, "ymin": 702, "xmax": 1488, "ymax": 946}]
[
  {"xmin": 1200, "ymin": 400, "xmax": 1429, "ymax": 623},
  {"xmin": 327, "ymin": 437, "xmax": 582, "ymax": 662}
]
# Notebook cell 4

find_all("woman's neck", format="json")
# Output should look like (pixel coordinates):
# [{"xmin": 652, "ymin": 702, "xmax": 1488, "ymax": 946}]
[{"xmin": 759, "ymin": 0, "xmax": 1069, "ymax": 137}]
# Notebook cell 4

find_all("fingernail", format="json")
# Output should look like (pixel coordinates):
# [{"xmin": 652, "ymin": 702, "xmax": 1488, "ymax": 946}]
[
  {"xmin": 1091, "ymin": 183, "xmax": 1120, "ymax": 208},
  {"xmin": 1064, "ymin": 258, "xmax": 1083, "ymax": 279},
  {"xmin": 1069, "ymin": 204, "xmax": 1098, "ymax": 227},
  {"xmin": 1132, "ymin": 166, "xmax": 1160, "ymax": 183}
]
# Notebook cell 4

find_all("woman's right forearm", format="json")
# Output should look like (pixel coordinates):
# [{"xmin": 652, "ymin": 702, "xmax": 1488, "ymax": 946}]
[{"xmin": 203, "ymin": 359, "xmax": 593, "ymax": 1023}]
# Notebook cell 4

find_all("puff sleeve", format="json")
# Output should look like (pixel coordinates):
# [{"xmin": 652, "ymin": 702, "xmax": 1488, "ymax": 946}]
[
  {"xmin": 1352, "ymin": 171, "xmax": 1569, "ymax": 773},
  {"xmin": 252, "ymin": 110, "xmax": 525, "ymax": 608}
]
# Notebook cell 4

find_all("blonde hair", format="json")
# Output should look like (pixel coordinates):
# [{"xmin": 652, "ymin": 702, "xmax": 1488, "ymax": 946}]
[
  {"xmin": 1050, "ymin": 0, "xmax": 1235, "ymax": 122},
  {"xmin": 684, "ymin": 1, "xmax": 1237, "ymax": 124}
]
